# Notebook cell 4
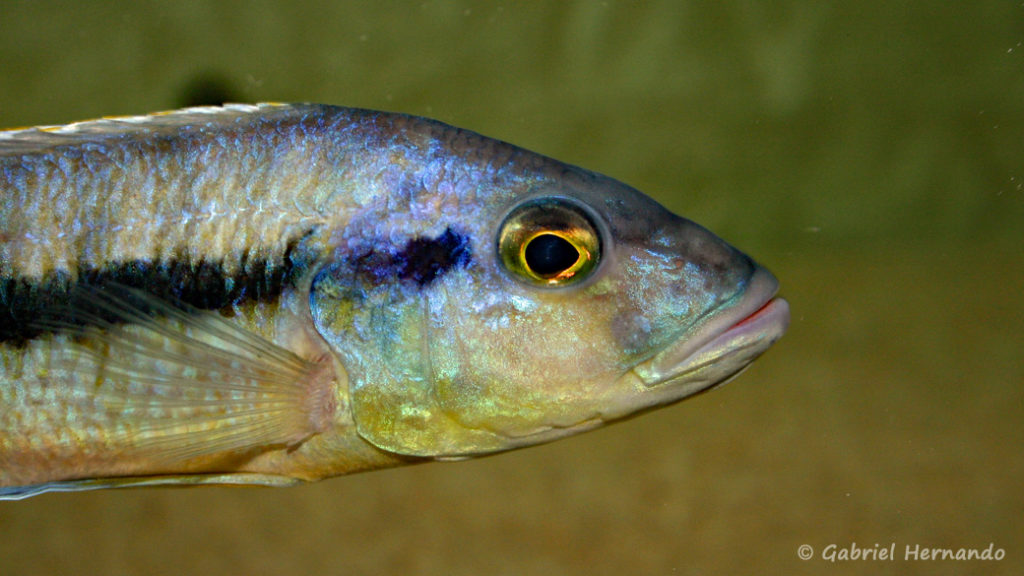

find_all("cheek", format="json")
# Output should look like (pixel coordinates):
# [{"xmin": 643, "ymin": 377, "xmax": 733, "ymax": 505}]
[
  {"xmin": 430, "ymin": 297, "xmax": 625, "ymax": 430},
  {"xmin": 612, "ymin": 309, "xmax": 654, "ymax": 355},
  {"xmin": 464, "ymin": 298, "xmax": 624, "ymax": 377}
]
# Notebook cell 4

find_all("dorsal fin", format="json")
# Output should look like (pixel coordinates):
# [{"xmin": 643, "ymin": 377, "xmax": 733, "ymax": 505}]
[{"xmin": 0, "ymin": 103, "xmax": 303, "ymax": 157}]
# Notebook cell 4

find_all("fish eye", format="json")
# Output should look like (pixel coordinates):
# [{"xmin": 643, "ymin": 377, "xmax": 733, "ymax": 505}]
[{"xmin": 497, "ymin": 198, "xmax": 602, "ymax": 286}]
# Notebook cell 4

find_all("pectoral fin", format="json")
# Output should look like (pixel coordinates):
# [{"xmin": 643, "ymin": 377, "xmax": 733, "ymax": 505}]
[{"xmin": 32, "ymin": 284, "xmax": 338, "ymax": 464}]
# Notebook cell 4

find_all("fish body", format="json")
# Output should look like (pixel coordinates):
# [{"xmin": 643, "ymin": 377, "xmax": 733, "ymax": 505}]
[{"xmin": 0, "ymin": 104, "xmax": 788, "ymax": 499}]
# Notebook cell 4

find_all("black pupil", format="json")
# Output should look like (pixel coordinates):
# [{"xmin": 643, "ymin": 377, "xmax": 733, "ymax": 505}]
[{"xmin": 524, "ymin": 234, "xmax": 579, "ymax": 277}]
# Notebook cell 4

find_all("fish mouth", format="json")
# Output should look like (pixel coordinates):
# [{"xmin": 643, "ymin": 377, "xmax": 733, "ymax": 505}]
[{"xmin": 630, "ymin": 267, "xmax": 789, "ymax": 400}]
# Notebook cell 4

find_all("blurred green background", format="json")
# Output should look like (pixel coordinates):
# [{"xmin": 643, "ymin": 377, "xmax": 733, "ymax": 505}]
[{"xmin": 1, "ymin": 1, "xmax": 1021, "ymax": 575}]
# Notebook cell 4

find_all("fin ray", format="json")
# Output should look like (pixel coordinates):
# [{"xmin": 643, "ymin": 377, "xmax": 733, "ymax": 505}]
[
  {"xmin": 0, "ymin": 473, "xmax": 302, "ymax": 501},
  {"xmin": 35, "ymin": 284, "xmax": 335, "ymax": 464},
  {"xmin": 0, "ymin": 103, "xmax": 299, "ymax": 157}
]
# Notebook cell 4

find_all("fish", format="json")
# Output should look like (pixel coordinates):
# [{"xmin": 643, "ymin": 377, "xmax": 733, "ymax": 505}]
[{"xmin": 0, "ymin": 103, "xmax": 789, "ymax": 499}]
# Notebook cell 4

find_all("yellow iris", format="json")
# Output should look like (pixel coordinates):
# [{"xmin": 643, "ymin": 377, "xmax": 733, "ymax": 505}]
[{"xmin": 498, "ymin": 199, "xmax": 601, "ymax": 286}]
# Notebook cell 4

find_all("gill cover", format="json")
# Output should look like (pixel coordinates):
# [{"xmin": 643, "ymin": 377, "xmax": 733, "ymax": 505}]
[
  {"xmin": 309, "ymin": 197, "xmax": 611, "ymax": 458},
  {"xmin": 308, "ymin": 221, "xmax": 501, "ymax": 457}
]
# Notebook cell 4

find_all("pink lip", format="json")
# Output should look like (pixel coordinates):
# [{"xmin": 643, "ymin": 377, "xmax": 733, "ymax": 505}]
[
  {"xmin": 734, "ymin": 298, "xmax": 779, "ymax": 328},
  {"xmin": 715, "ymin": 296, "xmax": 790, "ymax": 347},
  {"xmin": 635, "ymin": 267, "xmax": 789, "ymax": 389}
]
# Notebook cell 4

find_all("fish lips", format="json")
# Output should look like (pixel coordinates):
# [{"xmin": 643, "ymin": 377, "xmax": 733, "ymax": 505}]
[{"xmin": 629, "ymin": 266, "xmax": 789, "ymax": 402}]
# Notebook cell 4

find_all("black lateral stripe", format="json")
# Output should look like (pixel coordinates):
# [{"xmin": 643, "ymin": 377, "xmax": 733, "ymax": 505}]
[
  {"xmin": 350, "ymin": 227, "xmax": 472, "ymax": 288},
  {"xmin": 0, "ymin": 232, "xmax": 316, "ymax": 345}
]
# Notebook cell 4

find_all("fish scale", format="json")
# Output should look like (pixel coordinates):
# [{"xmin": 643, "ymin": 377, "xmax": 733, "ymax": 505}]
[{"xmin": 0, "ymin": 103, "xmax": 787, "ymax": 498}]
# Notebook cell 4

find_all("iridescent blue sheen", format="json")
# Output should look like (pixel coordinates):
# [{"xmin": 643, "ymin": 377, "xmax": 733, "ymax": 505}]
[{"xmin": 0, "ymin": 104, "xmax": 787, "ymax": 497}]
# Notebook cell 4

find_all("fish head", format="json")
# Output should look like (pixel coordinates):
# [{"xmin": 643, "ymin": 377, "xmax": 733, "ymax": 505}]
[{"xmin": 310, "ymin": 163, "xmax": 788, "ymax": 460}]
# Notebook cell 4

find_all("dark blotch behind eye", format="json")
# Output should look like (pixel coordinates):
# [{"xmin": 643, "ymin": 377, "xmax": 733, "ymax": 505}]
[{"xmin": 524, "ymin": 234, "xmax": 579, "ymax": 277}]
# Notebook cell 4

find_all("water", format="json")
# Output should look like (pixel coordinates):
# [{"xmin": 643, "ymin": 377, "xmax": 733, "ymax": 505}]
[{"xmin": 1, "ymin": 2, "xmax": 1021, "ymax": 574}]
